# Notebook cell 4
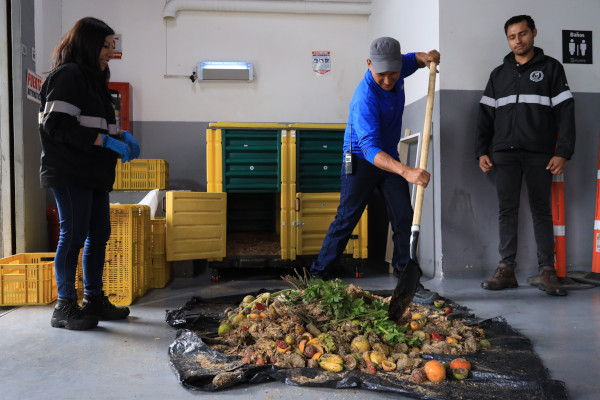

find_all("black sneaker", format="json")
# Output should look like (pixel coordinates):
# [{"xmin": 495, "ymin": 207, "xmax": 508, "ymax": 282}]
[
  {"xmin": 51, "ymin": 299, "xmax": 98, "ymax": 330},
  {"xmin": 412, "ymin": 283, "xmax": 440, "ymax": 304},
  {"xmin": 310, "ymin": 270, "xmax": 331, "ymax": 280},
  {"xmin": 81, "ymin": 292, "xmax": 130, "ymax": 320}
]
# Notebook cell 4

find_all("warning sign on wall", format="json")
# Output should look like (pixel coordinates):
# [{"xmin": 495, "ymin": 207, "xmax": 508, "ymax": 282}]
[
  {"xmin": 562, "ymin": 30, "xmax": 592, "ymax": 64},
  {"xmin": 26, "ymin": 69, "xmax": 42, "ymax": 104},
  {"xmin": 312, "ymin": 51, "xmax": 331, "ymax": 75}
]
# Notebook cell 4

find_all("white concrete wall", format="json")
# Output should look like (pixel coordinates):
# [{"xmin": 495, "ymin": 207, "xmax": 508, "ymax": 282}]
[
  {"xmin": 34, "ymin": 0, "xmax": 61, "ymax": 76},
  {"xmin": 440, "ymin": 0, "xmax": 600, "ymax": 92},
  {"xmin": 55, "ymin": 0, "xmax": 370, "ymax": 123},
  {"xmin": 369, "ymin": 0, "xmax": 440, "ymax": 105}
]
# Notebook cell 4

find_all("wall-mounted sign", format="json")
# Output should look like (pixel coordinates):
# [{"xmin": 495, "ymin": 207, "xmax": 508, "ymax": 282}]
[
  {"xmin": 562, "ymin": 30, "xmax": 592, "ymax": 64},
  {"xmin": 312, "ymin": 51, "xmax": 331, "ymax": 75},
  {"xmin": 26, "ymin": 69, "xmax": 42, "ymax": 104},
  {"xmin": 112, "ymin": 34, "xmax": 122, "ymax": 59}
]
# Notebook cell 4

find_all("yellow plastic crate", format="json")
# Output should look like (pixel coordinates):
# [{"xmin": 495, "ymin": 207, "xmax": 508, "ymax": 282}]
[
  {"xmin": 114, "ymin": 159, "xmax": 169, "ymax": 190},
  {"xmin": 75, "ymin": 205, "xmax": 151, "ymax": 306},
  {"xmin": 151, "ymin": 218, "xmax": 166, "ymax": 254},
  {"xmin": 150, "ymin": 218, "xmax": 170, "ymax": 288},
  {"xmin": 150, "ymin": 255, "xmax": 170, "ymax": 289},
  {"xmin": 0, "ymin": 253, "xmax": 57, "ymax": 306}
]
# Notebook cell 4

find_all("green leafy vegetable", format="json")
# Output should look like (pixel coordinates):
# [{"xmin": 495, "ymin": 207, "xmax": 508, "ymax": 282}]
[{"xmin": 283, "ymin": 278, "xmax": 414, "ymax": 346}]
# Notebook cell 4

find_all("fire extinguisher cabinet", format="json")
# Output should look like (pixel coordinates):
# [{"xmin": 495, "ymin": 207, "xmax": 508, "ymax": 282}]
[{"xmin": 108, "ymin": 82, "xmax": 133, "ymax": 133}]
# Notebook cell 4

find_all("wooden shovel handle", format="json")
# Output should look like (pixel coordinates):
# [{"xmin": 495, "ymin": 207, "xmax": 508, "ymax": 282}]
[{"xmin": 412, "ymin": 62, "xmax": 437, "ymax": 226}]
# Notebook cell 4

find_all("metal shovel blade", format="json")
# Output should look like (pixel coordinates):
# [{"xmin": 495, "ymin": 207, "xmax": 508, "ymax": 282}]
[{"xmin": 388, "ymin": 258, "xmax": 422, "ymax": 323}]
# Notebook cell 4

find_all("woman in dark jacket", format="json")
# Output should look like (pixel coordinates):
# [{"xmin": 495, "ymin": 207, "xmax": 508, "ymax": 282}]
[{"xmin": 39, "ymin": 17, "xmax": 140, "ymax": 330}]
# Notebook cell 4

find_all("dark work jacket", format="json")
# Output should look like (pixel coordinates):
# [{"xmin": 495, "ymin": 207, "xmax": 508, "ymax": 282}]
[
  {"xmin": 475, "ymin": 47, "xmax": 575, "ymax": 160},
  {"xmin": 39, "ymin": 63, "xmax": 119, "ymax": 191}
]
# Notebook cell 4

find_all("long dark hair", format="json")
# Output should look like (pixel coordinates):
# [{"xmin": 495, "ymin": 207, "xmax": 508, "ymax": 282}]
[{"xmin": 50, "ymin": 17, "xmax": 114, "ymax": 86}]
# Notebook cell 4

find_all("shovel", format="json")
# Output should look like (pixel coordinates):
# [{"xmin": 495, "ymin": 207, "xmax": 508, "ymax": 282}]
[{"xmin": 388, "ymin": 62, "xmax": 438, "ymax": 322}]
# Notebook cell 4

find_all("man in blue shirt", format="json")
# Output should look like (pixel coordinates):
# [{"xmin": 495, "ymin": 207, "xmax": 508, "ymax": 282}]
[{"xmin": 310, "ymin": 37, "xmax": 441, "ymax": 303}]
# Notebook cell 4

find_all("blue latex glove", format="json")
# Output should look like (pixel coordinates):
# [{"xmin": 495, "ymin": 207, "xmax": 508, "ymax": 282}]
[
  {"xmin": 121, "ymin": 130, "xmax": 140, "ymax": 160},
  {"xmin": 103, "ymin": 134, "xmax": 132, "ymax": 163}
]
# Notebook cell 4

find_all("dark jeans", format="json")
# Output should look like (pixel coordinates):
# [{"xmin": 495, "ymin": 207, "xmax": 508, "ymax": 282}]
[
  {"xmin": 311, "ymin": 156, "xmax": 412, "ymax": 275},
  {"xmin": 51, "ymin": 185, "xmax": 111, "ymax": 300},
  {"xmin": 493, "ymin": 149, "xmax": 554, "ymax": 269}
]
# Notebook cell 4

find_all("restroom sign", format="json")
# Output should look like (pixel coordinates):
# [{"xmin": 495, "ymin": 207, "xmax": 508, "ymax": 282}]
[{"xmin": 562, "ymin": 30, "xmax": 592, "ymax": 64}]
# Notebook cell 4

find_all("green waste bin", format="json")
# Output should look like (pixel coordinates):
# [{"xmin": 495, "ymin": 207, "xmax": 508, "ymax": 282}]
[
  {"xmin": 221, "ymin": 129, "xmax": 281, "ymax": 192},
  {"xmin": 295, "ymin": 126, "xmax": 345, "ymax": 192}
]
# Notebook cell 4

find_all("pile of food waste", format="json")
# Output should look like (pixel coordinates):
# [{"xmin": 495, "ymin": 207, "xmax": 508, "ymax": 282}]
[{"xmin": 211, "ymin": 272, "xmax": 491, "ymax": 383}]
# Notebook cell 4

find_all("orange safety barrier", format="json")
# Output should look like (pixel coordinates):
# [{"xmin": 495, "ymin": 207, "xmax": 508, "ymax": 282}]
[
  {"xmin": 551, "ymin": 174, "xmax": 566, "ymax": 278},
  {"xmin": 593, "ymin": 141, "xmax": 600, "ymax": 273}
]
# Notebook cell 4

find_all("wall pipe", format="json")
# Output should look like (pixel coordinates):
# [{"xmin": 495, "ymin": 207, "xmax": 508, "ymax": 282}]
[{"xmin": 162, "ymin": 0, "xmax": 372, "ymax": 19}]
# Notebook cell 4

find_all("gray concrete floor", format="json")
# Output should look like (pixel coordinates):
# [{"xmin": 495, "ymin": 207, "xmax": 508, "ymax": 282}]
[{"xmin": 1, "ymin": 266, "xmax": 599, "ymax": 400}]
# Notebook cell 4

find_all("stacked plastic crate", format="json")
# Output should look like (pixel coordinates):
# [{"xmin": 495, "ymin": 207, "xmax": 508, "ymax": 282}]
[
  {"xmin": 75, "ymin": 205, "xmax": 151, "ymax": 306},
  {"xmin": 113, "ymin": 159, "xmax": 169, "ymax": 190},
  {"xmin": 149, "ymin": 217, "xmax": 170, "ymax": 288},
  {"xmin": 0, "ymin": 253, "xmax": 57, "ymax": 306}
]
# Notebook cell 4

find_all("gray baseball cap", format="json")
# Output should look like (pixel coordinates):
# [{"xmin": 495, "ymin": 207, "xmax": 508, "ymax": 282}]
[{"xmin": 369, "ymin": 37, "xmax": 402, "ymax": 73}]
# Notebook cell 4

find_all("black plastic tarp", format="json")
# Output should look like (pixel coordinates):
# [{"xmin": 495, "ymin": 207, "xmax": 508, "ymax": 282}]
[{"xmin": 166, "ymin": 290, "xmax": 568, "ymax": 399}]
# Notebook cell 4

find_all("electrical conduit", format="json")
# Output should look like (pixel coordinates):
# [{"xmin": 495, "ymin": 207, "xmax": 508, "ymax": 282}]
[{"xmin": 162, "ymin": 0, "xmax": 372, "ymax": 19}]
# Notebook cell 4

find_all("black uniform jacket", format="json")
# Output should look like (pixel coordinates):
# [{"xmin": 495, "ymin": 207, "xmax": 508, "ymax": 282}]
[
  {"xmin": 39, "ymin": 63, "xmax": 120, "ymax": 191},
  {"xmin": 475, "ymin": 47, "xmax": 575, "ymax": 160}
]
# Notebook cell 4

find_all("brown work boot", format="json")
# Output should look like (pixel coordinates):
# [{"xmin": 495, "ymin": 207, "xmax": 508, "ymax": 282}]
[
  {"xmin": 538, "ymin": 266, "xmax": 567, "ymax": 296},
  {"xmin": 481, "ymin": 264, "xmax": 518, "ymax": 290}
]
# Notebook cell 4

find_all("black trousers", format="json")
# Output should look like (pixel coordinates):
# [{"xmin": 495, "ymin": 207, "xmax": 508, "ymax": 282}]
[{"xmin": 493, "ymin": 149, "xmax": 555, "ymax": 269}]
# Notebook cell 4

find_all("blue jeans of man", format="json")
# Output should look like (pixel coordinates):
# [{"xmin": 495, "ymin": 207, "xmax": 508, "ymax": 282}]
[
  {"xmin": 310, "ymin": 156, "xmax": 412, "ymax": 275},
  {"xmin": 493, "ymin": 149, "xmax": 554, "ymax": 269},
  {"xmin": 51, "ymin": 185, "xmax": 111, "ymax": 300}
]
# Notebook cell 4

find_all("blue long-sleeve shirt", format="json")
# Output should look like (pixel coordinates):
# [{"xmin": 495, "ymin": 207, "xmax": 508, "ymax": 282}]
[{"xmin": 344, "ymin": 53, "xmax": 419, "ymax": 164}]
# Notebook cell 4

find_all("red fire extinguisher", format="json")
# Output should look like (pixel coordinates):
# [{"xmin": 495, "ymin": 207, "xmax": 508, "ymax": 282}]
[{"xmin": 46, "ymin": 205, "xmax": 60, "ymax": 252}]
